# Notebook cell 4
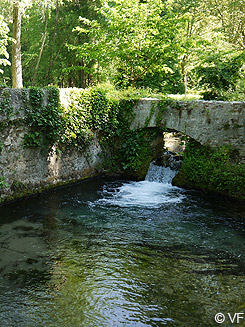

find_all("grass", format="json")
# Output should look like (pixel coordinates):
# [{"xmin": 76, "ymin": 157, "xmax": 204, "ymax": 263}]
[
  {"xmin": 167, "ymin": 94, "xmax": 202, "ymax": 101},
  {"xmin": 64, "ymin": 83, "xmax": 204, "ymax": 102}
]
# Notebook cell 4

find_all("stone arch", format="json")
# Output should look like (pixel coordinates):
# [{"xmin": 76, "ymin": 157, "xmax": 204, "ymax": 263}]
[{"xmin": 130, "ymin": 98, "xmax": 245, "ymax": 157}]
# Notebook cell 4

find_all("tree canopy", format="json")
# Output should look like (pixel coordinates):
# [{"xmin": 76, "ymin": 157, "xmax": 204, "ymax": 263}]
[
  {"xmin": 0, "ymin": 14, "xmax": 10, "ymax": 75},
  {"xmin": 0, "ymin": 0, "xmax": 244, "ymax": 99},
  {"xmin": 74, "ymin": 0, "xmax": 180, "ymax": 87}
]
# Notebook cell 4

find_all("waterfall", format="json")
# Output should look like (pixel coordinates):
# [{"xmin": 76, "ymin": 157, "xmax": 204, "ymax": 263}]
[
  {"xmin": 145, "ymin": 162, "xmax": 178, "ymax": 184},
  {"xmin": 93, "ymin": 152, "xmax": 183, "ymax": 208},
  {"xmin": 145, "ymin": 151, "xmax": 182, "ymax": 184}
]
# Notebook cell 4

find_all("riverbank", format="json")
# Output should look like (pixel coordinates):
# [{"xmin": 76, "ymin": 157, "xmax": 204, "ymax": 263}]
[{"xmin": 172, "ymin": 140, "xmax": 245, "ymax": 201}]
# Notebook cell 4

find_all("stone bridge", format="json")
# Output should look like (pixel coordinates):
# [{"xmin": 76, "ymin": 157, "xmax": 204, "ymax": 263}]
[
  {"xmin": 0, "ymin": 89, "xmax": 244, "ymax": 204},
  {"xmin": 130, "ymin": 98, "xmax": 245, "ymax": 156}
]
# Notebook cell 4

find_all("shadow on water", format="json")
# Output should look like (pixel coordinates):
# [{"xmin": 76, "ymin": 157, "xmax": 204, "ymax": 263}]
[{"xmin": 0, "ymin": 168, "xmax": 244, "ymax": 327}]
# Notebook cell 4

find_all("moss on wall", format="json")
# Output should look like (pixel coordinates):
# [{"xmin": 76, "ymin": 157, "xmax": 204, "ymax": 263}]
[
  {"xmin": 0, "ymin": 86, "xmax": 164, "ymax": 204},
  {"xmin": 173, "ymin": 140, "xmax": 245, "ymax": 201}
]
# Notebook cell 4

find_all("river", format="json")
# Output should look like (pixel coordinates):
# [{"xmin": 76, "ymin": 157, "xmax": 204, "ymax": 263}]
[{"xmin": 0, "ymin": 163, "xmax": 244, "ymax": 326}]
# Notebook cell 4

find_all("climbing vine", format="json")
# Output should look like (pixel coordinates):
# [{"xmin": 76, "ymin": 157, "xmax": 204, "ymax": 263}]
[
  {"xmin": 20, "ymin": 86, "xmax": 167, "ymax": 176},
  {"xmin": 63, "ymin": 89, "xmax": 156, "ymax": 176},
  {"xmin": 0, "ymin": 176, "xmax": 9, "ymax": 190},
  {"xmin": 156, "ymin": 98, "xmax": 181, "ymax": 127},
  {"xmin": 22, "ymin": 86, "xmax": 167, "ymax": 176},
  {"xmin": 108, "ymin": 128, "xmax": 159, "ymax": 178},
  {"xmin": 0, "ymin": 89, "xmax": 13, "ymax": 132},
  {"xmin": 22, "ymin": 87, "xmax": 133, "ymax": 146},
  {"xmin": 144, "ymin": 101, "xmax": 156, "ymax": 127},
  {"xmin": 103, "ymin": 98, "xmax": 159, "ymax": 177},
  {"xmin": 24, "ymin": 87, "xmax": 64, "ymax": 149},
  {"xmin": 60, "ymin": 88, "xmax": 121, "ymax": 150},
  {"xmin": 0, "ymin": 89, "xmax": 12, "ymax": 115}
]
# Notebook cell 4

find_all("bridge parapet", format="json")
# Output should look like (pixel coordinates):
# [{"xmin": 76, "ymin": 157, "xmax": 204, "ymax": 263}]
[{"xmin": 131, "ymin": 99, "xmax": 245, "ymax": 156}]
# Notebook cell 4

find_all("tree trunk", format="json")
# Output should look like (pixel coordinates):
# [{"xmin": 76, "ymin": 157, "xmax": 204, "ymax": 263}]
[
  {"xmin": 47, "ymin": 1, "xmax": 60, "ymax": 84},
  {"xmin": 32, "ymin": 10, "xmax": 48, "ymax": 86},
  {"xmin": 184, "ymin": 72, "xmax": 188, "ymax": 100},
  {"xmin": 181, "ymin": 55, "xmax": 188, "ymax": 100},
  {"xmin": 97, "ymin": 60, "xmax": 100, "ymax": 84},
  {"xmin": 12, "ymin": 3, "xmax": 23, "ymax": 88},
  {"xmin": 88, "ymin": 73, "xmax": 93, "ymax": 86}
]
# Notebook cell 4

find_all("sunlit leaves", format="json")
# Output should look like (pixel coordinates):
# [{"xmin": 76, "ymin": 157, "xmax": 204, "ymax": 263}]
[
  {"xmin": 73, "ymin": 0, "xmax": 179, "ymax": 86},
  {"xmin": 0, "ymin": 15, "xmax": 11, "ymax": 74},
  {"xmin": 205, "ymin": 0, "xmax": 245, "ymax": 50}
]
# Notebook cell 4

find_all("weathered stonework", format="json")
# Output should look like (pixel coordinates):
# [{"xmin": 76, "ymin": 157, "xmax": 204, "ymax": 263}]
[
  {"xmin": 0, "ymin": 89, "xmax": 244, "ymax": 204},
  {"xmin": 131, "ymin": 99, "xmax": 245, "ymax": 157},
  {"xmin": 0, "ymin": 89, "xmax": 104, "ymax": 204},
  {"xmin": 0, "ymin": 122, "xmax": 103, "ymax": 203}
]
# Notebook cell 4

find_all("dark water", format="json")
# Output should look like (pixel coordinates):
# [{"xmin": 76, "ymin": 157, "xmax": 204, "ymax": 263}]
[{"xmin": 0, "ymin": 170, "xmax": 244, "ymax": 327}]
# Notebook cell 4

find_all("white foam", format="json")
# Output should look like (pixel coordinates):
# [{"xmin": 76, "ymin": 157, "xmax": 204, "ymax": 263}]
[
  {"xmin": 92, "ymin": 162, "xmax": 184, "ymax": 208},
  {"xmin": 96, "ymin": 180, "xmax": 183, "ymax": 208}
]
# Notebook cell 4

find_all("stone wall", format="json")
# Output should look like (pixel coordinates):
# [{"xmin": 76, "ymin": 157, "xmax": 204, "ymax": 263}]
[
  {"xmin": 0, "ymin": 89, "xmax": 103, "ymax": 204},
  {"xmin": 0, "ymin": 89, "xmax": 244, "ymax": 204},
  {"xmin": 131, "ymin": 99, "xmax": 245, "ymax": 157}
]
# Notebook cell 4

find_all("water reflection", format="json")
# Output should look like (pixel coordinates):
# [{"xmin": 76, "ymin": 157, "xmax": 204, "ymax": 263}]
[{"xmin": 0, "ymin": 177, "xmax": 244, "ymax": 327}]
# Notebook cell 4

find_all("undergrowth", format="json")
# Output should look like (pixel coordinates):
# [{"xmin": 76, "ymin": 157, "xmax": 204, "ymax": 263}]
[{"xmin": 176, "ymin": 140, "xmax": 245, "ymax": 200}]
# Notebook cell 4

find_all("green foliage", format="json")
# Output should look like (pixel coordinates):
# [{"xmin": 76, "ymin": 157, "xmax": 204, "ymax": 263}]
[
  {"xmin": 74, "ymin": 0, "xmax": 179, "ymax": 87},
  {"xmin": 179, "ymin": 140, "xmax": 245, "ymax": 199},
  {"xmin": 0, "ymin": 89, "xmax": 13, "ymax": 128},
  {"xmin": 135, "ymin": 69, "xmax": 185, "ymax": 94},
  {"xmin": 23, "ymin": 131, "xmax": 42, "ymax": 147},
  {"xmin": 1, "ymin": 0, "xmax": 244, "ymax": 99},
  {"xmin": 87, "ymin": 89, "xmax": 119, "ymax": 138},
  {"xmin": 0, "ymin": 14, "xmax": 11, "ymax": 75},
  {"xmin": 61, "ymin": 87, "xmax": 119, "ymax": 150},
  {"xmin": 205, "ymin": 0, "xmax": 245, "ymax": 50},
  {"xmin": 61, "ymin": 86, "xmax": 153, "ymax": 175},
  {"xmin": 29, "ymin": 87, "xmax": 44, "ymax": 106},
  {"xmin": 196, "ymin": 52, "xmax": 245, "ymax": 100},
  {"xmin": 226, "ymin": 79, "xmax": 245, "ymax": 101},
  {"xmin": 23, "ymin": 85, "xmax": 157, "ymax": 177},
  {"xmin": 0, "ymin": 88, "xmax": 11, "ymax": 112},
  {"xmin": 104, "ymin": 99, "xmax": 141, "ymax": 173},
  {"xmin": 57, "ymin": 85, "xmax": 160, "ymax": 176},
  {"xmin": 110, "ymin": 129, "xmax": 157, "ymax": 176},
  {"xmin": 24, "ymin": 87, "xmax": 64, "ymax": 148},
  {"xmin": 19, "ymin": 0, "xmax": 100, "ymax": 87},
  {"xmin": 97, "ymin": 84, "xmax": 160, "ymax": 100},
  {"xmin": 0, "ymin": 175, "xmax": 9, "ymax": 190}
]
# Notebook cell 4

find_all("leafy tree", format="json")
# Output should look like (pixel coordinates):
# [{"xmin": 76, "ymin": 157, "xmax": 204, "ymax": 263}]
[
  {"xmin": 173, "ymin": 0, "xmax": 210, "ymax": 96},
  {"xmin": 205, "ymin": 0, "xmax": 245, "ymax": 50},
  {"xmin": 73, "ymin": 0, "xmax": 179, "ymax": 87},
  {"xmin": 196, "ymin": 51, "xmax": 245, "ymax": 99},
  {"xmin": 0, "ymin": 14, "xmax": 10, "ymax": 78},
  {"xmin": 0, "ymin": 0, "xmax": 35, "ymax": 87},
  {"xmin": 20, "ymin": 0, "xmax": 99, "ymax": 87},
  {"xmin": 0, "ymin": 0, "xmax": 243, "ymax": 96},
  {"xmin": 169, "ymin": 0, "xmax": 229, "ymax": 97},
  {"xmin": 0, "ymin": 0, "xmax": 59, "ymax": 87}
]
